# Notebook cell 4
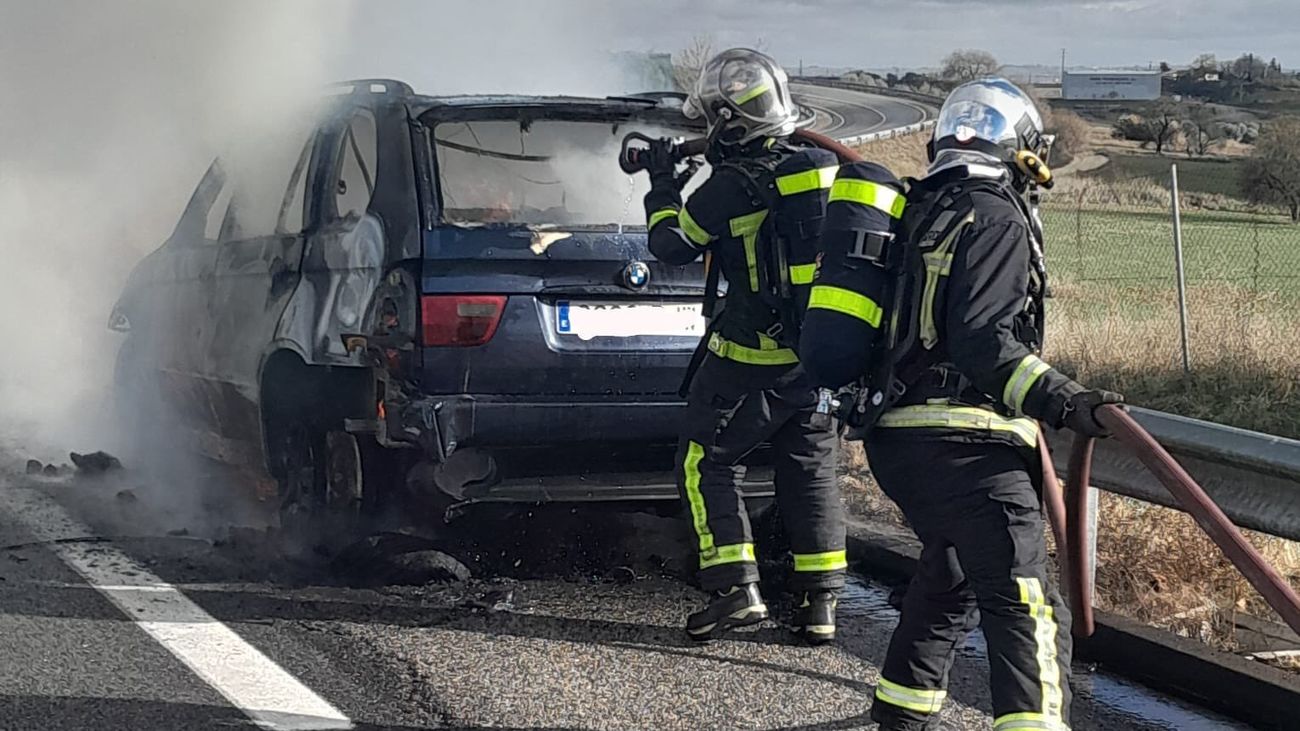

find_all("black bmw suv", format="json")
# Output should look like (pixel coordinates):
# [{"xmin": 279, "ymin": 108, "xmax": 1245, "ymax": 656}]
[{"xmin": 111, "ymin": 79, "xmax": 772, "ymax": 531}]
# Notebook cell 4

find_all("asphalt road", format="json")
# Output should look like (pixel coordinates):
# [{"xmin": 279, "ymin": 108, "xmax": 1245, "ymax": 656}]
[
  {"xmin": 0, "ymin": 448, "xmax": 1257, "ymax": 731},
  {"xmin": 791, "ymin": 83, "xmax": 933, "ymax": 142}
]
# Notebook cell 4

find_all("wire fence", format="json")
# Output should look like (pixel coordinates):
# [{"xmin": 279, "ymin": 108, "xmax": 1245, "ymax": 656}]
[{"xmin": 1040, "ymin": 161, "xmax": 1300, "ymax": 372}]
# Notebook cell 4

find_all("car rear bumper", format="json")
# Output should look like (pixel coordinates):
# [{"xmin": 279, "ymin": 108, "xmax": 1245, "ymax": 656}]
[
  {"xmin": 437, "ymin": 395, "xmax": 687, "ymax": 452},
  {"xmin": 375, "ymin": 394, "xmax": 775, "ymax": 505}
]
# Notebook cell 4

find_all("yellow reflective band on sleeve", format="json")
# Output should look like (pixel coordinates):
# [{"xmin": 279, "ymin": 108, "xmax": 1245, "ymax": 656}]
[
  {"xmin": 876, "ymin": 405, "xmax": 1039, "ymax": 448},
  {"xmin": 776, "ymin": 165, "xmax": 840, "ymax": 196},
  {"xmin": 682, "ymin": 441, "xmax": 715, "ymax": 554},
  {"xmin": 699, "ymin": 542, "xmax": 757, "ymax": 569},
  {"xmin": 1013, "ymin": 577, "xmax": 1066, "ymax": 727},
  {"xmin": 828, "ymin": 178, "xmax": 906, "ymax": 219},
  {"xmin": 708, "ymin": 332, "xmax": 799, "ymax": 366},
  {"xmin": 732, "ymin": 81, "xmax": 772, "ymax": 105},
  {"xmin": 793, "ymin": 550, "xmax": 848, "ymax": 572},
  {"xmin": 678, "ymin": 207, "xmax": 714, "ymax": 247},
  {"xmin": 874, "ymin": 677, "xmax": 947, "ymax": 715},
  {"xmin": 789, "ymin": 263, "xmax": 817, "ymax": 285},
  {"xmin": 807, "ymin": 285, "xmax": 883, "ymax": 328},
  {"xmin": 730, "ymin": 209, "xmax": 769, "ymax": 292},
  {"xmin": 648, "ymin": 207, "xmax": 679, "ymax": 230},
  {"xmin": 1003, "ymin": 355, "xmax": 1053, "ymax": 417},
  {"xmin": 993, "ymin": 712, "xmax": 1070, "ymax": 730}
]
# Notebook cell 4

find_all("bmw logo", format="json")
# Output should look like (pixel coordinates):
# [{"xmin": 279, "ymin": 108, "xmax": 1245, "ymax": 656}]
[{"xmin": 622, "ymin": 261, "xmax": 650, "ymax": 290}]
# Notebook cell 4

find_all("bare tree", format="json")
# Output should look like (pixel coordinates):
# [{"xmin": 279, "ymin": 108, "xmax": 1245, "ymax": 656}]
[
  {"xmin": 1242, "ymin": 117, "xmax": 1300, "ymax": 222},
  {"xmin": 1191, "ymin": 53, "xmax": 1218, "ymax": 72},
  {"xmin": 1111, "ymin": 101, "xmax": 1181, "ymax": 155},
  {"xmin": 673, "ymin": 34, "xmax": 716, "ymax": 92},
  {"xmin": 941, "ymin": 49, "xmax": 1001, "ymax": 83},
  {"xmin": 1183, "ymin": 103, "xmax": 1223, "ymax": 157}
]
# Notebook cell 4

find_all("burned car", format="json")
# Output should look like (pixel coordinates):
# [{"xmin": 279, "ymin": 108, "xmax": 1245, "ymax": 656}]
[{"xmin": 110, "ymin": 79, "xmax": 773, "ymax": 534}]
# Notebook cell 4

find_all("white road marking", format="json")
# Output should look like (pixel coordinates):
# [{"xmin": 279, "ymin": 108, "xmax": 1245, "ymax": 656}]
[{"xmin": 5, "ymin": 486, "xmax": 353, "ymax": 730}]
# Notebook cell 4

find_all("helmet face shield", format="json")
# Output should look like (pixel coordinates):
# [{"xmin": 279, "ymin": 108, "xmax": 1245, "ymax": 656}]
[
  {"xmin": 687, "ymin": 48, "xmax": 800, "ymax": 145},
  {"xmin": 931, "ymin": 77, "xmax": 1045, "ymax": 157}
]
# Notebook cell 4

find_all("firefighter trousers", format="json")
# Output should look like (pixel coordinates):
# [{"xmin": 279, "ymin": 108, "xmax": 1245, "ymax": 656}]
[
  {"xmin": 864, "ymin": 437, "xmax": 1073, "ymax": 731},
  {"xmin": 675, "ymin": 355, "xmax": 845, "ymax": 593}
]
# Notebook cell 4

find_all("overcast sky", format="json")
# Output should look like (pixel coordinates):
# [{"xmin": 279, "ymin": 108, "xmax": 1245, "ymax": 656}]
[{"xmin": 335, "ymin": 0, "xmax": 1294, "ymax": 94}]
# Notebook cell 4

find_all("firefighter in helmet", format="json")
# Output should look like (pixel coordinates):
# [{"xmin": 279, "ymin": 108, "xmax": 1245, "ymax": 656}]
[
  {"xmin": 639, "ymin": 48, "xmax": 848, "ymax": 644},
  {"xmin": 800, "ymin": 77, "xmax": 1122, "ymax": 730}
]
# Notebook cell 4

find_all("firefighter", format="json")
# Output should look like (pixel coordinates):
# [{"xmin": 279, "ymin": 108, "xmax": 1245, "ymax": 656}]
[
  {"xmin": 640, "ymin": 48, "xmax": 847, "ymax": 644},
  {"xmin": 803, "ymin": 78, "xmax": 1122, "ymax": 730}
]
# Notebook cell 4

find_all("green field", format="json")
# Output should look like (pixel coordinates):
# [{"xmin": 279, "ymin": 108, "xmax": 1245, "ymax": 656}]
[
  {"xmin": 1042, "ymin": 206, "xmax": 1300, "ymax": 296},
  {"xmin": 1082, "ymin": 153, "xmax": 1250, "ymax": 199}
]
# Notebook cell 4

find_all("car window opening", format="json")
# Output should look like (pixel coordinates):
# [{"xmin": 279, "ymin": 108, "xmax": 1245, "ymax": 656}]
[{"xmin": 433, "ymin": 119, "xmax": 704, "ymax": 230}]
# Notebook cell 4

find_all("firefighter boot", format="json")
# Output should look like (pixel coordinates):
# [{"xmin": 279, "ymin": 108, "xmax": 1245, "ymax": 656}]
[
  {"xmin": 686, "ymin": 583, "xmax": 769, "ymax": 641},
  {"xmin": 792, "ymin": 590, "xmax": 838, "ymax": 645}
]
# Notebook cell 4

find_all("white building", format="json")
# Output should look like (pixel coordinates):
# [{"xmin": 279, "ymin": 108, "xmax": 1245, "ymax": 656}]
[{"xmin": 1061, "ymin": 71, "xmax": 1162, "ymax": 101}]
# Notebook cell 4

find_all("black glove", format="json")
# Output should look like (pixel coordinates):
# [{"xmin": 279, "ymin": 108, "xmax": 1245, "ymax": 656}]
[
  {"xmin": 1061, "ymin": 389, "xmax": 1125, "ymax": 438},
  {"xmin": 645, "ymin": 138, "xmax": 699, "ymax": 192}
]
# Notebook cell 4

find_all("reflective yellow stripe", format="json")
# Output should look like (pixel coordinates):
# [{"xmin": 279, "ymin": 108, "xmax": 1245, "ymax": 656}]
[
  {"xmin": 648, "ymin": 207, "xmax": 679, "ymax": 230},
  {"xmin": 807, "ymin": 285, "xmax": 883, "ymax": 328},
  {"xmin": 789, "ymin": 263, "xmax": 817, "ymax": 285},
  {"xmin": 730, "ymin": 209, "xmax": 769, "ymax": 292},
  {"xmin": 1003, "ymin": 355, "xmax": 1053, "ymax": 416},
  {"xmin": 732, "ymin": 81, "xmax": 772, "ymax": 105},
  {"xmin": 828, "ymin": 178, "xmax": 906, "ymax": 219},
  {"xmin": 874, "ymin": 677, "xmax": 946, "ymax": 715},
  {"xmin": 708, "ymin": 332, "xmax": 798, "ymax": 366},
  {"xmin": 793, "ymin": 550, "xmax": 848, "ymax": 572},
  {"xmin": 776, "ymin": 165, "xmax": 839, "ymax": 196},
  {"xmin": 994, "ymin": 712, "xmax": 1069, "ymax": 730},
  {"xmin": 699, "ymin": 542, "xmax": 756, "ymax": 569},
  {"xmin": 1014, "ymin": 577, "xmax": 1066, "ymax": 726},
  {"xmin": 876, "ymin": 405, "xmax": 1039, "ymax": 448},
  {"xmin": 919, "ymin": 213, "xmax": 972, "ymax": 349},
  {"xmin": 679, "ymin": 206, "xmax": 713, "ymax": 246},
  {"xmin": 682, "ymin": 442, "xmax": 714, "ymax": 553}
]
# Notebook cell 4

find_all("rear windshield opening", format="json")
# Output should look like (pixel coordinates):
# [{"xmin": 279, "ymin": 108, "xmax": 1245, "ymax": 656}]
[{"xmin": 433, "ymin": 119, "xmax": 702, "ymax": 229}]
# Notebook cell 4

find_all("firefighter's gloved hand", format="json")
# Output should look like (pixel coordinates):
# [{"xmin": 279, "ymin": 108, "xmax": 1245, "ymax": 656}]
[
  {"xmin": 1062, "ymin": 389, "xmax": 1125, "ymax": 438},
  {"xmin": 644, "ymin": 139, "xmax": 685, "ymax": 188}
]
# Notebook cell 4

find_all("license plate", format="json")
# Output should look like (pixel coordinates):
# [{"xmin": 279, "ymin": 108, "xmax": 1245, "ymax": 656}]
[{"xmin": 556, "ymin": 301, "xmax": 704, "ymax": 340}]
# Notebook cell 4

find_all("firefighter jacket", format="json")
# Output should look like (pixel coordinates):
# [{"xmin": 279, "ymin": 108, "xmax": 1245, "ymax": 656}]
[
  {"xmin": 876, "ymin": 164, "xmax": 1086, "ymax": 448},
  {"xmin": 643, "ymin": 141, "xmax": 839, "ymax": 368}
]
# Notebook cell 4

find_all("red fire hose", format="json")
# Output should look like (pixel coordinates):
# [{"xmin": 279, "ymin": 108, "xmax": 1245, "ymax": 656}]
[
  {"xmin": 1061, "ymin": 405, "xmax": 1300, "ymax": 639},
  {"xmin": 793, "ymin": 128, "xmax": 865, "ymax": 165}
]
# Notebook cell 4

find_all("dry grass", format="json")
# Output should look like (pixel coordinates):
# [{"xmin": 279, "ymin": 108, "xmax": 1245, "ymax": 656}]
[
  {"xmin": 1092, "ymin": 493, "xmax": 1300, "ymax": 646},
  {"xmin": 1046, "ymin": 278, "xmax": 1300, "ymax": 438},
  {"xmin": 853, "ymin": 135, "xmax": 929, "ymax": 179}
]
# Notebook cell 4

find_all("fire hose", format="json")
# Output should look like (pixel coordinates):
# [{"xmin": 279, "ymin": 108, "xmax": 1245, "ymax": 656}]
[
  {"xmin": 1055, "ymin": 405, "xmax": 1300, "ymax": 638},
  {"xmin": 623, "ymin": 128, "xmax": 1300, "ymax": 640}
]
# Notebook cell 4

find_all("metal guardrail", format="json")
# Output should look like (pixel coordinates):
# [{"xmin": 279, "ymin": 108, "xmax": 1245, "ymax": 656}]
[
  {"xmin": 796, "ymin": 76, "xmax": 939, "ymax": 148},
  {"xmin": 1048, "ymin": 406, "xmax": 1300, "ymax": 543}
]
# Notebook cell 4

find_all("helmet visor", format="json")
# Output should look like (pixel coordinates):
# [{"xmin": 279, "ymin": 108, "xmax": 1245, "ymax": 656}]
[
  {"xmin": 718, "ymin": 57, "xmax": 796, "ymax": 126},
  {"xmin": 933, "ymin": 99, "xmax": 1012, "ymax": 149}
]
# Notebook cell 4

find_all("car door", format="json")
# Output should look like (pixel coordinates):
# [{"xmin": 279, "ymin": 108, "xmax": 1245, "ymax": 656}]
[
  {"xmin": 296, "ymin": 107, "xmax": 386, "ymax": 366},
  {"xmin": 124, "ymin": 161, "xmax": 234, "ymax": 435},
  {"xmin": 200, "ymin": 125, "xmax": 321, "ymax": 448}
]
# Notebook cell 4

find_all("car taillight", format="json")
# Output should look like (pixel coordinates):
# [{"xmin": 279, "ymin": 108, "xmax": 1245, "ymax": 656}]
[{"xmin": 420, "ymin": 295, "xmax": 507, "ymax": 347}]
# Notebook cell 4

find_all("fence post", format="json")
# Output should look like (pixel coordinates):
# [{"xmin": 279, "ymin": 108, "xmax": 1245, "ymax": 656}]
[{"xmin": 1170, "ymin": 164, "xmax": 1192, "ymax": 373}]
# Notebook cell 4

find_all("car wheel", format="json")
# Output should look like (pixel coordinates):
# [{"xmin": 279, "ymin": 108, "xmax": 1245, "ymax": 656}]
[{"xmin": 275, "ymin": 420, "xmax": 332, "ymax": 556}]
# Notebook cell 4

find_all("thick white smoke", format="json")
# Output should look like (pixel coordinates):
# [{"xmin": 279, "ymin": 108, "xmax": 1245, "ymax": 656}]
[
  {"xmin": 0, "ymin": 1, "xmax": 356, "ymax": 456},
  {"xmin": 0, "ymin": 1, "xmax": 664, "ymax": 461}
]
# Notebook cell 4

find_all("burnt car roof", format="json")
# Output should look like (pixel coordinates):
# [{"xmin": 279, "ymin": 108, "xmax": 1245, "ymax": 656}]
[
  {"xmin": 323, "ymin": 79, "xmax": 699, "ymax": 127},
  {"xmin": 411, "ymin": 94, "xmax": 702, "ymax": 127}
]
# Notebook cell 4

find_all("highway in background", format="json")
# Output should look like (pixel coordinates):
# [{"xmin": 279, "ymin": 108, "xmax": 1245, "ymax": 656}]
[{"xmin": 793, "ymin": 82, "xmax": 935, "ymax": 142}]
